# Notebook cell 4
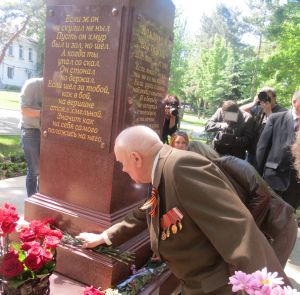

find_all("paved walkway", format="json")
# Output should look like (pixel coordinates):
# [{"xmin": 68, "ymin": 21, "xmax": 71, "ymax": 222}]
[
  {"xmin": 0, "ymin": 108, "xmax": 20, "ymax": 135},
  {"xmin": 0, "ymin": 176, "xmax": 299, "ymax": 292}
]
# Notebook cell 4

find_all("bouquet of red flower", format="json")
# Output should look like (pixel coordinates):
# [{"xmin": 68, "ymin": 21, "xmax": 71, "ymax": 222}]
[{"xmin": 0, "ymin": 202, "xmax": 62, "ymax": 292}]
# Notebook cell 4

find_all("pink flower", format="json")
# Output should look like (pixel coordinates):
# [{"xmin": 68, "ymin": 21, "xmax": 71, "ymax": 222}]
[
  {"xmin": 229, "ymin": 270, "xmax": 258, "ymax": 293},
  {"xmin": 228, "ymin": 268, "xmax": 299, "ymax": 295},
  {"xmin": 270, "ymin": 286, "xmax": 284, "ymax": 295},
  {"xmin": 283, "ymin": 286, "xmax": 300, "ymax": 295},
  {"xmin": 252, "ymin": 267, "xmax": 284, "ymax": 290}
]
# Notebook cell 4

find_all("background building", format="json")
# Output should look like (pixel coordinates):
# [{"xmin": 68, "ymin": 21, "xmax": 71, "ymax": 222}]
[{"xmin": 0, "ymin": 35, "xmax": 39, "ymax": 89}]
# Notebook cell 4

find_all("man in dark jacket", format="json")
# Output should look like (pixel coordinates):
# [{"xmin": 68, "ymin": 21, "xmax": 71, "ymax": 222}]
[
  {"xmin": 240, "ymin": 86, "xmax": 287, "ymax": 167},
  {"xmin": 205, "ymin": 100, "xmax": 253, "ymax": 159},
  {"xmin": 256, "ymin": 90, "xmax": 300, "ymax": 209}
]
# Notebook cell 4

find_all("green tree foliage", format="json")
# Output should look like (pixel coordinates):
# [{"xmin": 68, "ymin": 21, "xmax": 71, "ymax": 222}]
[
  {"xmin": 175, "ymin": 4, "xmax": 257, "ymax": 115},
  {"xmin": 0, "ymin": 0, "xmax": 46, "ymax": 67},
  {"xmin": 260, "ymin": 3, "xmax": 300, "ymax": 104},
  {"xmin": 169, "ymin": 1, "xmax": 300, "ymax": 114},
  {"xmin": 168, "ymin": 10, "xmax": 190, "ymax": 100}
]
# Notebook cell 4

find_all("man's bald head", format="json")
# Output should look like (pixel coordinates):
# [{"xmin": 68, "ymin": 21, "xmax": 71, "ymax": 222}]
[
  {"xmin": 114, "ymin": 126, "xmax": 163, "ymax": 183},
  {"xmin": 115, "ymin": 125, "xmax": 163, "ymax": 157}
]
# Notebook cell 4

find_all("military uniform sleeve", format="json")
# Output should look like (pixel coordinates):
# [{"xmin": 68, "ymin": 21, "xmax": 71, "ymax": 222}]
[{"xmin": 105, "ymin": 204, "xmax": 148, "ymax": 246}]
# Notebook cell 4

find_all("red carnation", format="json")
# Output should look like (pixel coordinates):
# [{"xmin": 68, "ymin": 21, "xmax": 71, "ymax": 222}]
[
  {"xmin": 24, "ymin": 253, "xmax": 45, "ymax": 271},
  {"xmin": 37, "ymin": 226, "xmax": 52, "ymax": 237},
  {"xmin": 43, "ymin": 218, "xmax": 56, "ymax": 226},
  {"xmin": 29, "ymin": 220, "xmax": 45, "ymax": 236},
  {"xmin": 47, "ymin": 229, "xmax": 63, "ymax": 239},
  {"xmin": 43, "ymin": 250, "xmax": 53, "ymax": 263},
  {"xmin": 21, "ymin": 241, "xmax": 40, "ymax": 251},
  {"xmin": 27, "ymin": 245, "xmax": 45, "ymax": 257},
  {"xmin": 83, "ymin": 286, "xmax": 105, "ymax": 295},
  {"xmin": 19, "ymin": 228, "xmax": 36, "ymax": 242},
  {"xmin": 0, "ymin": 254, "xmax": 24, "ymax": 279},
  {"xmin": 44, "ymin": 235, "xmax": 61, "ymax": 249},
  {"xmin": 0, "ymin": 220, "xmax": 17, "ymax": 235},
  {"xmin": 0, "ymin": 203, "xmax": 19, "ymax": 235}
]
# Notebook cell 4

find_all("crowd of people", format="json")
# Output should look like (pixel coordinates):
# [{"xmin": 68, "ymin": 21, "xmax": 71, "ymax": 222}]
[{"xmin": 77, "ymin": 89, "xmax": 300, "ymax": 294}]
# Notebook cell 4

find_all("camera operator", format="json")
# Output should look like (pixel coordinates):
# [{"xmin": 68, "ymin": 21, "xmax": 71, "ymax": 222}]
[
  {"xmin": 205, "ymin": 100, "xmax": 254, "ymax": 159},
  {"xmin": 161, "ymin": 94, "xmax": 180, "ymax": 143},
  {"xmin": 240, "ymin": 87, "xmax": 287, "ymax": 167}
]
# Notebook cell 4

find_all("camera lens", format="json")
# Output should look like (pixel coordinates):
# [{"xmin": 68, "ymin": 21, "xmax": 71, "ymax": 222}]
[
  {"xmin": 258, "ymin": 91, "xmax": 270, "ymax": 102},
  {"xmin": 171, "ymin": 108, "xmax": 179, "ymax": 116}
]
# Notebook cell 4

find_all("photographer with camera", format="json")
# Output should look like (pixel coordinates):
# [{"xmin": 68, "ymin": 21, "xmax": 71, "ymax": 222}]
[
  {"xmin": 205, "ymin": 100, "xmax": 254, "ymax": 159},
  {"xmin": 161, "ymin": 94, "xmax": 180, "ymax": 143},
  {"xmin": 240, "ymin": 87, "xmax": 287, "ymax": 167}
]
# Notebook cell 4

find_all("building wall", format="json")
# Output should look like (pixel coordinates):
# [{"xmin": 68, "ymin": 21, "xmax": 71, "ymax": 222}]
[{"xmin": 0, "ymin": 36, "xmax": 39, "ymax": 89}]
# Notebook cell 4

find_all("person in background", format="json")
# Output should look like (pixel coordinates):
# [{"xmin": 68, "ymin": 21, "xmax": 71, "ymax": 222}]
[
  {"xmin": 19, "ymin": 77, "xmax": 43, "ymax": 197},
  {"xmin": 205, "ymin": 100, "xmax": 253, "ymax": 159},
  {"xmin": 77, "ymin": 125, "xmax": 290, "ymax": 294},
  {"xmin": 292, "ymin": 130, "xmax": 300, "ymax": 178},
  {"xmin": 161, "ymin": 94, "xmax": 180, "ymax": 143},
  {"xmin": 170, "ymin": 131, "xmax": 189, "ymax": 151},
  {"xmin": 256, "ymin": 89, "xmax": 300, "ymax": 210},
  {"xmin": 240, "ymin": 86, "xmax": 287, "ymax": 167},
  {"xmin": 187, "ymin": 141, "xmax": 298, "ymax": 267}
]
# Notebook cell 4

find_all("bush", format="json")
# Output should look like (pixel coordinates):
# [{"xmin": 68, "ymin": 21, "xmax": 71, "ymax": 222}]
[
  {"xmin": 0, "ymin": 153, "xmax": 26, "ymax": 179},
  {"xmin": 4, "ymin": 85, "xmax": 21, "ymax": 91}
]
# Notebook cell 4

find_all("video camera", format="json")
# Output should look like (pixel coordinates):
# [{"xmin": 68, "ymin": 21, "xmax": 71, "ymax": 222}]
[{"xmin": 257, "ymin": 91, "xmax": 271, "ymax": 104}]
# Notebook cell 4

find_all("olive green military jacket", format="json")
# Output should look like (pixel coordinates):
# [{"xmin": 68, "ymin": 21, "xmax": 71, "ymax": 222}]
[{"xmin": 106, "ymin": 145, "xmax": 288, "ymax": 294}]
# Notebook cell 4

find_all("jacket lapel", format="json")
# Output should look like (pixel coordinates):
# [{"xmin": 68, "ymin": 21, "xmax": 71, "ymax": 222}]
[
  {"xmin": 287, "ymin": 110, "xmax": 296, "ymax": 143},
  {"xmin": 149, "ymin": 145, "xmax": 173, "ymax": 256}
]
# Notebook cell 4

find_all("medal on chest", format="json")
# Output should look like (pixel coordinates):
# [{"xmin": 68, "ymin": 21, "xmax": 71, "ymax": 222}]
[{"xmin": 160, "ymin": 207, "xmax": 183, "ymax": 240}]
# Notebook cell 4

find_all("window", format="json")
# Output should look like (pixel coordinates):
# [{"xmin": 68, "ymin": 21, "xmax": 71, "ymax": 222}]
[
  {"xmin": 25, "ymin": 69, "xmax": 32, "ymax": 79},
  {"xmin": 28, "ymin": 48, "xmax": 33, "ymax": 61},
  {"xmin": 7, "ymin": 67, "xmax": 14, "ymax": 79},
  {"xmin": 19, "ymin": 45, "xmax": 24, "ymax": 59},
  {"xmin": 8, "ymin": 45, "xmax": 13, "ymax": 56}
]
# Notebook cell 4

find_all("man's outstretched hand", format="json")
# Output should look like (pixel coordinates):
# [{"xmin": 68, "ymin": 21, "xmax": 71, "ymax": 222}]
[{"xmin": 75, "ymin": 232, "xmax": 105, "ymax": 248}]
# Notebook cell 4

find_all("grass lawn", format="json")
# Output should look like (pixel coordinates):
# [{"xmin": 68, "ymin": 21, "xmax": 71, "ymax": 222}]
[
  {"xmin": 0, "ymin": 90, "xmax": 20, "ymax": 110},
  {"xmin": 181, "ymin": 113, "xmax": 207, "ymax": 126},
  {"xmin": 0, "ymin": 135, "xmax": 22, "ymax": 159}
]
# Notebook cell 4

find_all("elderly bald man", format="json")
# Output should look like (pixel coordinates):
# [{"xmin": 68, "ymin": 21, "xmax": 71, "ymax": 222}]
[{"xmin": 77, "ymin": 125, "xmax": 290, "ymax": 294}]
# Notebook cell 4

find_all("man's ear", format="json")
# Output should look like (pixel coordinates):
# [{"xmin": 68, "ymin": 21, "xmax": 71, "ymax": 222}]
[{"xmin": 130, "ymin": 152, "xmax": 143, "ymax": 168}]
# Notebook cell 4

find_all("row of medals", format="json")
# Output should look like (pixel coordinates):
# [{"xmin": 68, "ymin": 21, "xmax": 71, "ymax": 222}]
[{"xmin": 161, "ymin": 220, "xmax": 183, "ymax": 240}]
